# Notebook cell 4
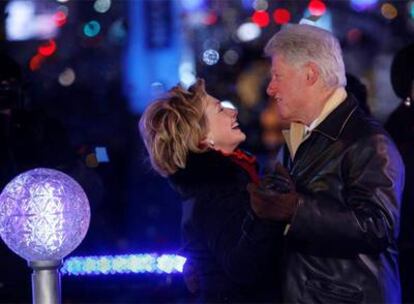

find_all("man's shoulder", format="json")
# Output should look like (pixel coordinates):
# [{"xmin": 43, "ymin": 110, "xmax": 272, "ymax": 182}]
[{"xmin": 343, "ymin": 108, "xmax": 389, "ymax": 141}]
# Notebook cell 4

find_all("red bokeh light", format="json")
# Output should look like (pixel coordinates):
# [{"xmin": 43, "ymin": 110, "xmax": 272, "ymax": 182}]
[
  {"xmin": 308, "ymin": 0, "xmax": 326, "ymax": 16},
  {"xmin": 273, "ymin": 8, "xmax": 291, "ymax": 24},
  {"xmin": 252, "ymin": 10, "xmax": 270, "ymax": 27},
  {"xmin": 202, "ymin": 11, "xmax": 218, "ymax": 25},
  {"xmin": 38, "ymin": 40, "xmax": 57, "ymax": 57},
  {"xmin": 53, "ymin": 11, "xmax": 67, "ymax": 27},
  {"xmin": 29, "ymin": 54, "xmax": 45, "ymax": 71}
]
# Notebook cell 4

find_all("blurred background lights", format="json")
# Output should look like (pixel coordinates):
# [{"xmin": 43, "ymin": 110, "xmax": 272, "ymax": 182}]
[
  {"xmin": 351, "ymin": 0, "xmax": 378, "ymax": 11},
  {"xmin": 5, "ymin": 0, "xmax": 57, "ymax": 41},
  {"xmin": 94, "ymin": 0, "xmax": 111, "ymax": 14},
  {"xmin": 29, "ymin": 54, "xmax": 45, "ymax": 71},
  {"xmin": 202, "ymin": 49, "xmax": 220, "ymax": 65},
  {"xmin": 273, "ymin": 8, "xmax": 291, "ymax": 24},
  {"xmin": 252, "ymin": 10, "xmax": 270, "ymax": 27},
  {"xmin": 347, "ymin": 28, "xmax": 363, "ymax": 44},
  {"xmin": 381, "ymin": 3, "xmax": 398, "ymax": 20},
  {"xmin": 53, "ymin": 11, "xmax": 67, "ymax": 27},
  {"xmin": 108, "ymin": 19, "xmax": 127, "ymax": 44},
  {"xmin": 308, "ymin": 0, "xmax": 327, "ymax": 16},
  {"xmin": 180, "ymin": 0, "xmax": 205, "ymax": 11},
  {"xmin": 83, "ymin": 20, "xmax": 101, "ymax": 37},
  {"xmin": 223, "ymin": 49, "xmax": 239, "ymax": 65},
  {"xmin": 237, "ymin": 22, "xmax": 261, "ymax": 42},
  {"xmin": 253, "ymin": 0, "xmax": 268, "ymax": 11},
  {"xmin": 56, "ymin": 0, "xmax": 70, "ymax": 3},
  {"xmin": 410, "ymin": 1, "xmax": 414, "ymax": 18},
  {"xmin": 179, "ymin": 62, "xmax": 196, "ymax": 88},
  {"xmin": 201, "ymin": 11, "xmax": 218, "ymax": 26},
  {"xmin": 38, "ymin": 39, "xmax": 57, "ymax": 57},
  {"xmin": 58, "ymin": 68, "xmax": 76, "ymax": 87}
]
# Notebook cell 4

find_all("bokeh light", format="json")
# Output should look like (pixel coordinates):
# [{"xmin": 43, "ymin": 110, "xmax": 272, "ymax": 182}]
[
  {"xmin": 223, "ymin": 49, "xmax": 239, "ymax": 65},
  {"xmin": 94, "ymin": 0, "xmax": 111, "ymax": 13},
  {"xmin": 308, "ymin": 0, "xmax": 326, "ymax": 16},
  {"xmin": 29, "ymin": 54, "xmax": 45, "ymax": 71},
  {"xmin": 381, "ymin": 3, "xmax": 398, "ymax": 20},
  {"xmin": 202, "ymin": 11, "xmax": 218, "ymax": 25},
  {"xmin": 346, "ymin": 28, "xmax": 363, "ymax": 44},
  {"xmin": 83, "ymin": 20, "xmax": 101, "ymax": 37},
  {"xmin": 58, "ymin": 68, "xmax": 76, "ymax": 87},
  {"xmin": 38, "ymin": 40, "xmax": 57, "ymax": 57},
  {"xmin": 237, "ymin": 22, "xmax": 261, "ymax": 42},
  {"xmin": 253, "ymin": 0, "xmax": 268, "ymax": 11},
  {"xmin": 351, "ymin": 0, "xmax": 378, "ymax": 11},
  {"xmin": 53, "ymin": 11, "xmax": 67, "ymax": 27},
  {"xmin": 179, "ymin": 62, "xmax": 196, "ymax": 88},
  {"xmin": 273, "ymin": 8, "xmax": 291, "ymax": 24},
  {"xmin": 202, "ymin": 49, "xmax": 220, "ymax": 65},
  {"xmin": 410, "ymin": 1, "xmax": 414, "ymax": 19},
  {"xmin": 252, "ymin": 10, "xmax": 270, "ymax": 27}
]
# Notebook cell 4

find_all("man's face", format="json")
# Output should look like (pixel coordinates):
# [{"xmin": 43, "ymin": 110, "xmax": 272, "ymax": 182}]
[{"xmin": 266, "ymin": 55, "xmax": 307, "ymax": 123}]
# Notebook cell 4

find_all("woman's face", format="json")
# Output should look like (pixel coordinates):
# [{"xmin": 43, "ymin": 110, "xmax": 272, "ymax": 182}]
[{"xmin": 203, "ymin": 94, "xmax": 246, "ymax": 153}]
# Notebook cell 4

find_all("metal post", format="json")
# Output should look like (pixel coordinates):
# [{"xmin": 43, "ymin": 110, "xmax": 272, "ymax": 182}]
[{"xmin": 29, "ymin": 260, "xmax": 62, "ymax": 304}]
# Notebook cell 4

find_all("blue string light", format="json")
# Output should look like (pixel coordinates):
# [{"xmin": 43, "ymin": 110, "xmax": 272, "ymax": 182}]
[{"xmin": 61, "ymin": 254, "xmax": 186, "ymax": 276}]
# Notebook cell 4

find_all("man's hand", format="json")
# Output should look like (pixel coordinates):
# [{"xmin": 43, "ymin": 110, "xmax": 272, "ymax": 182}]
[{"xmin": 247, "ymin": 163, "xmax": 299, "ymax": 221}]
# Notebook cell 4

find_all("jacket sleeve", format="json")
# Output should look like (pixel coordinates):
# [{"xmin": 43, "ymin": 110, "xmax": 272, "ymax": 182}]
[
  {"xmin": 287, "ymin": 134, "xmax": 404, "ymax": 255},
  {"xmin": 199, "ymin": 188, "xmax": 284, "ymax": 286}
]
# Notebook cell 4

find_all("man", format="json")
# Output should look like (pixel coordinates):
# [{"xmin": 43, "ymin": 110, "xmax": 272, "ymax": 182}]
[{"xmin": 248, "ymin": 24, "xmax": 404, "ymax": 303}]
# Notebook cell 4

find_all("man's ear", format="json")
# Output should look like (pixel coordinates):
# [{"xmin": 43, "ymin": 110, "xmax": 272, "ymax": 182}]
[{"xmin": 305, "ymin": 62, "xmax": 320, "ymax": 85}]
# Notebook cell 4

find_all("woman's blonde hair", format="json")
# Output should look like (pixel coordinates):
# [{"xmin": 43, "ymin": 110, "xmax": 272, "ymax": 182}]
[{"xmin": 139, "ymin": 79, "xmax": 208, "ymax": 177}]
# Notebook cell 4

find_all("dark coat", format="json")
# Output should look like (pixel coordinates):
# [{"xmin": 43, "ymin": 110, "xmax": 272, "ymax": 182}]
[
  {"xmin": 169, "ymin": 150, "xmax": 284, "ymax": 303},
  {"xmin": 283, "ymin": 96, "xmax": 405, "ymax": 303}
]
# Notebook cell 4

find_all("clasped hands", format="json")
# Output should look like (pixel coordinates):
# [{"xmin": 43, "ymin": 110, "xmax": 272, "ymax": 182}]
[{"xmin": 247, "ymin": 163, "xmax": 299, "ymax": 221}]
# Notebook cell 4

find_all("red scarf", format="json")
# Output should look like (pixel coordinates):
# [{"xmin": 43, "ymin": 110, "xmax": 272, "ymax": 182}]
[{"xmin": 219, "ymin": 149, "xmax": 260, "ymax": 185}]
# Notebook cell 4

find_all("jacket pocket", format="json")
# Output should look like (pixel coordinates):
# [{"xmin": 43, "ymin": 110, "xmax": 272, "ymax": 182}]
[{"xmin": 302, "ymin": 278, "xmax": 363, "ymax": 304}]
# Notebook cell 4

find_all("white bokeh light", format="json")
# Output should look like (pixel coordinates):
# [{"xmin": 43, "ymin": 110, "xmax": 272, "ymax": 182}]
[
  {"xmin": 237, "ymin": 22, "xmax": 261, "ymax": 42},
  {"xmin": 58, "ymin": 68, "xmax": 76, "ymax": 87},
  {"xmin": 202, "ymin": 49, "xmax": 220, "ymax": 65}
]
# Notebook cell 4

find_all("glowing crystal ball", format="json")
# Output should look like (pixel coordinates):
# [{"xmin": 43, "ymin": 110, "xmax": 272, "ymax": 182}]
[{"xmin": 0, "ymin": 168, "xmax": 90, "ymax": 261}]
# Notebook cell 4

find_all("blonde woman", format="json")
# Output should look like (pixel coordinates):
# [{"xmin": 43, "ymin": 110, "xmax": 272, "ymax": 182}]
[{"xmin": 139, "ymin": 79, "xmax": 283, "ymax": 303}]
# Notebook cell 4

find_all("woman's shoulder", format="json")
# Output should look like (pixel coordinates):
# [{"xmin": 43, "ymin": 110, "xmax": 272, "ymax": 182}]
[{"xmin": 169, "ymin": 150, "xmax": 245, "ymax": 197}]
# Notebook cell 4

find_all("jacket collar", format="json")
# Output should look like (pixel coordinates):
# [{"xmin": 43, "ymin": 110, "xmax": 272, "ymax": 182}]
[{"xmin": 313, "ymin": 94, "xmax": 359, "ymax": 141}]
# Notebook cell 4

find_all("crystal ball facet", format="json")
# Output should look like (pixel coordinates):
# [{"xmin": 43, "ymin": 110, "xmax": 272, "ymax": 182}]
[{"xmin": 0, "ymin": 168, "xmax": 90, "ymax": 261}]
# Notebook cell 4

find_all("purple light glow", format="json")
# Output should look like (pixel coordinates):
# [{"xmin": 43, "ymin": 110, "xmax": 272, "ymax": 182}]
[{"xmin": 0, "ymin": 168, "xmax": 90, "ymax": 261}]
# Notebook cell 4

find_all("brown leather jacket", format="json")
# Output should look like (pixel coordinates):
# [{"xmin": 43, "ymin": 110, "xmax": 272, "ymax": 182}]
[{"xmin": 283, "ymin": 95, "xmax": 404, "ymax": 303}]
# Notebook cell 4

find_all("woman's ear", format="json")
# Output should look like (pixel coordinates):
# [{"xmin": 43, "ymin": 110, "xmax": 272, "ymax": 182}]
[{"xmin": 200, "ymin": 137, "xmax": 214, "ymax": 148}]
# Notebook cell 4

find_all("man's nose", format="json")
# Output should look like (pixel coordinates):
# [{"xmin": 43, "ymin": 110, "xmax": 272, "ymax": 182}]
[{"xmin": 266, "ymin": 81, "xmax": 276, "ymax": 96}]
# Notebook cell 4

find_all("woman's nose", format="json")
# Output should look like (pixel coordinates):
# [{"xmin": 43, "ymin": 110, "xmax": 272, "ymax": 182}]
[{"xmin": 228, "ymin": 108, "xmax": 238, "ymax": 117}]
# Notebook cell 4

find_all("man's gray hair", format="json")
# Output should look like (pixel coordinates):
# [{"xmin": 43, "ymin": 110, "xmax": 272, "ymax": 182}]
[{"xmin": 265, "ymin": 24, "xmax": 346, "ymax": 88}]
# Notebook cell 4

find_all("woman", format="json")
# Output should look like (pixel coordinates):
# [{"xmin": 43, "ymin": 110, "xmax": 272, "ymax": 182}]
[{"xmin": 139, "ymin": 79, "xmax": 283, "ymax": 302}]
